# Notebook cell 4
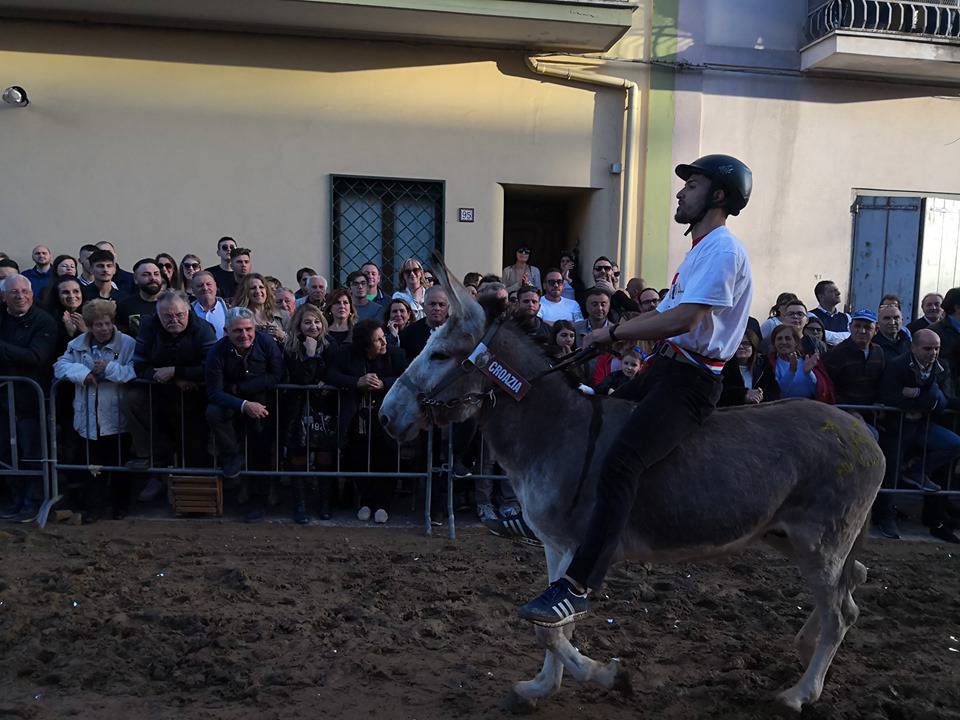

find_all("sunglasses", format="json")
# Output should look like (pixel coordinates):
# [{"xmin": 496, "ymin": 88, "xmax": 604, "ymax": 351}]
[
  {"xmin": 545, "ymin": 278, "xmax": 563, "ymax": 286},
  {"xmin": 182, "ymin": 262, "xmax": 201, "ymax": 270},
  {"xmin": 613, "ymin": 272, "xmax": 621, "ymax": 278},
  {"xmin": 403, "ymin": 268, "xmax": 422, "ymax": 275},
  {"xmin": 594, "ymin": 265, "xmax": 613, "ymax": 272},
  {"xmin": 158, "ymin": 262, "xmax": 174, "ymax": 269},
  {"xmin": 517, "ymin": 248, "xmax": 530, "ymax": 254}
]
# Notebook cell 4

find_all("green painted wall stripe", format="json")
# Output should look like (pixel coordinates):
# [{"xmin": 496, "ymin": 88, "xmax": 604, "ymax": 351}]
[{"xmin": 640, "ymin": 0, "xmax": 677, "ymax": 288}]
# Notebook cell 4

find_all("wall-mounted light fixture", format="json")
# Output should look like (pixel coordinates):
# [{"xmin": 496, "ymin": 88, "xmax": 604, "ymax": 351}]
[{"xmin": 2, "ymin": 86, "xmax": 29, "ymax": 107}]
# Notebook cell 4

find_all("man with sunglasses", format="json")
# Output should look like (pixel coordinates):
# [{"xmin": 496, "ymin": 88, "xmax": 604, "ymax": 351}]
[
  {"xmin": 519, "ymin": 154, "xmax": 754, "ymax": 627},
  {"xmin": 537, "ymin": 268, "xmax": 583, "ymax": 324},
  {"xmin": 591, "ymin": 256, "xmax": 638, "ymax": 322},
  {"xmin": 205, "ymin": 236, "xmax": 237, "ymax": 300}
]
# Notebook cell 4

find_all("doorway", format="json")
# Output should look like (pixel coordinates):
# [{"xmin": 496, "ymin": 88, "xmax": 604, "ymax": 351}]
[{"xmin": 501, "ymin": 185, "xmax": 592, "ymax": 279}]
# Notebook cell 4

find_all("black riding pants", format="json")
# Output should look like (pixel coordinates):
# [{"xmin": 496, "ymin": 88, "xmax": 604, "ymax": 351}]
[{"xmin": 566, "ymin": 355, "xmax": 722, "ymax": 590}]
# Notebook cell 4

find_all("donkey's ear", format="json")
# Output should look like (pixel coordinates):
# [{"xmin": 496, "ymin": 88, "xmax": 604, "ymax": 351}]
[
  {"xmin": 431, "ymin": 251, "xmax": 474, "ymax": 318},
  {"xmin": 430, "ymin": 251, "xmax": 484, "ymax": 336}
]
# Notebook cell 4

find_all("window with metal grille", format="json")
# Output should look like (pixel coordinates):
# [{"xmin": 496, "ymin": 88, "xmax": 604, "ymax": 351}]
[{"xmin": 331, "ymin": 176, "xmax": 444, "ymax": 294}]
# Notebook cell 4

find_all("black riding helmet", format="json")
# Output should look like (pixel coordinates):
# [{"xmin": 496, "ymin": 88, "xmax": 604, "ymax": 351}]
[{"xmin": 675, "ymin": 154, "xmax": 752, "ymax": 216}]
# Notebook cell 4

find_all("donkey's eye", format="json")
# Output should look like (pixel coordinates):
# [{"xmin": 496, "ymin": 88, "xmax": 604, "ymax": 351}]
[{"xmin": 430, "ymin": 352, "xmax": 450, "ymax": 362}]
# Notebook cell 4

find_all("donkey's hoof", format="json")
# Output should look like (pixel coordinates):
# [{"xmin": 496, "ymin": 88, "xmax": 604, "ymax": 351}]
[
  {"xmin": 502, "ymin": 687, "xmax": 538, "ymax": 715},
  {"xmin": 773, "ymin": 688, "xmax": 805, "ymax": 714},
  {"xmin": 610, "ymin": 659, "xmax": 633, "ymax": 697}
]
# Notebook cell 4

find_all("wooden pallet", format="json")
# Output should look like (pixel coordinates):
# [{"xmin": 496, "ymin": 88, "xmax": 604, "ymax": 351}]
[{"xmin": 169, "ymin": 476, "xmax": 223, "ymax": 516}]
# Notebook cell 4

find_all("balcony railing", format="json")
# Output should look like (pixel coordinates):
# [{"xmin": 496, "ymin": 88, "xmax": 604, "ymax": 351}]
[{"xmin": 807, "ymin": 0, "xmax": 960, "ymax": 44}]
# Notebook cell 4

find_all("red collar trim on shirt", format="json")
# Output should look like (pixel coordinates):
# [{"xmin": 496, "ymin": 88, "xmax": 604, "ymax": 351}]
[{"xmin": 691, "ymin": 233, "xmax": 708, "ymax": 249}]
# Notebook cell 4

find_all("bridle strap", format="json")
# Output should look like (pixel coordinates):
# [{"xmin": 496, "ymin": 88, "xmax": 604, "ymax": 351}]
[{"xmin": 404, "ymin": 319, "xmax": 601, "ymax": 417}]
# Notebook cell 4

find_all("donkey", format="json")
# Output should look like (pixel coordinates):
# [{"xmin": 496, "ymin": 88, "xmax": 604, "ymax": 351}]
[{"xmin": 378, "ymin": 262, "xmax": 884, "ymax": 714}]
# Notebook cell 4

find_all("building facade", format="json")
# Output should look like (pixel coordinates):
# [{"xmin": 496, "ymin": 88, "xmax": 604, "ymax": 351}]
[{"xmin": 2, "ymin": 0, "xmax": 959, "ymax": 319}]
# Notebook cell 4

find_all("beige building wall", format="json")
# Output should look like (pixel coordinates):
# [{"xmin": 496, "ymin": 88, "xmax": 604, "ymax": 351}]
[
  {"xmin": 671, "ymin": 71, "xmax": 960, "ymax": 318},
  {"xmin": 0, "ymin": 19, "xmax": 635, "ymax": 289},
  {"xmin": 668, "ymin": 0, "xmax": 960, "ymax": 319}
]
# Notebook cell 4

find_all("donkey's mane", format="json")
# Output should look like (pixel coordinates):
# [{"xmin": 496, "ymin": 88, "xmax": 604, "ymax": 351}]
[{"xmin": 491, "ymin": 317, "xmax": 584, "ymax": 392}]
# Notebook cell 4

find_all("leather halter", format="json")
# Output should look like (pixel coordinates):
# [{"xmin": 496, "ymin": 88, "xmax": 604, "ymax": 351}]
[{"xmin": 398, "ymin": 316, "xmax": 600, "ymax": 424}]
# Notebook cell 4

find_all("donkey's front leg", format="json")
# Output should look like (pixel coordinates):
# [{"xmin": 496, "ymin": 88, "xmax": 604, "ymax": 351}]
[
  {"xmin": 507, "ymin": 640, "xmax": 566, "ymax": 713},
  {"xmin": 539, "ymin": 624, "xmax": 632, "ymax": 695},
  {"xmin": 506, "ymin": 545, "xmax": 571, "ymax": 711}
]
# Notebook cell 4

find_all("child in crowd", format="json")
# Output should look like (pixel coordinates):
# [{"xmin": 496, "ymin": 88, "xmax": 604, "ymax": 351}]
[{"xmin": 595, "ymin": 349, "xmax": 642, "ymax": 395}]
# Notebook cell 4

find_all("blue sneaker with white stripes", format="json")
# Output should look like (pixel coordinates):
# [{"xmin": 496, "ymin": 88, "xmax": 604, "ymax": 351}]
[{"xmin": 518, "ymin": 579, "xmax": 589, "ymax": 627}]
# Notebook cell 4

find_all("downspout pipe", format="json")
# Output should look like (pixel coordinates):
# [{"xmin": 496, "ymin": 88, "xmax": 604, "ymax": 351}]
[{"xmin": 525, "ymin": 55, "xmax": 639, "ymax": 280}]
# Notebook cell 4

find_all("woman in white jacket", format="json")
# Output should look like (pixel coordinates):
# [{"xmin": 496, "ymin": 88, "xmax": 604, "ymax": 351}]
[{"xmin": 53, "ymin": 299, "xmax": 136, "ymax": 521}]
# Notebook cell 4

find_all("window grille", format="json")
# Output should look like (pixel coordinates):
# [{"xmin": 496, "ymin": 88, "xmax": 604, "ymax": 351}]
[{"xmin": 331, "ymin": 176, "xmax": 444, "ymax": 294}]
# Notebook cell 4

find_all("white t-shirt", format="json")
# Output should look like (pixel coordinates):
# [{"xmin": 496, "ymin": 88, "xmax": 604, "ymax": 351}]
[
  {"xmin": 656, "ymin": 225, "xmax": 753, "ymax": 363},
  {"xmin": 537, "ymin": 296, "xmax": 583, "ymax": 324}
]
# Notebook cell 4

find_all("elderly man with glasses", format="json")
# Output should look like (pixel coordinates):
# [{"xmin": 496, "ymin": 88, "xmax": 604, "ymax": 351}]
[
  {"xmin": 124, "ymin": 291, "xmax": 217, "ymax": 500},
  {"xmin": 0, "ymin": 275, "xmax": 57, "ymax": 523}
]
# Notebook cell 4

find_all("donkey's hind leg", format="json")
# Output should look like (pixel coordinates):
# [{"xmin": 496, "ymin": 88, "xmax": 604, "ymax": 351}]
[
  {"xmin": 776, "ymin": 522, "xmax": 867, "ymax": 713},
  {"xmin": 539, "ymin": 624, "xmax": 631, "ymax": 694}
]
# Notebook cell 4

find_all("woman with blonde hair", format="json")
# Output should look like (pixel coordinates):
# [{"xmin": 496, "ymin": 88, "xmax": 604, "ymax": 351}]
[
  {"xmin": 392, "ymin": 258, "xmax": 426, "ymax": 320},
  {"xmin": 282, "ymin": 302, "xmax": 335, "ymax": 523},
  {"xmin": 53, "ymin": 299, "xmax": 136, "ymax": 521},
  {"xmin": 233, "ymin": 272, "xmax": 290, "ymax": 343}
]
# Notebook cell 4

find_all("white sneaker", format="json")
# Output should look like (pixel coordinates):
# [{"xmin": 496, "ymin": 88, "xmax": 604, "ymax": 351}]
[
  {"xmin": 476, "ymin": 503, "xmax": 498, "ymax": 521},
  {"xmin": 137, "ymin": 477, "xmax": 164, "ymax": 502},
  {"xmin": 374, "ymin": 508, "xmax": 388, "ymax": 524},
  {"xmin": 357, "ymin": 506, "xmax": 371, "ymax": 521}
]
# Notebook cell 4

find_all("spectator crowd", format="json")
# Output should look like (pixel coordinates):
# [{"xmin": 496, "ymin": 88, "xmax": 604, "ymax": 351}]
[{"xmin": 1, "ymin": 240, "xmax": 959, "ymax": 542}]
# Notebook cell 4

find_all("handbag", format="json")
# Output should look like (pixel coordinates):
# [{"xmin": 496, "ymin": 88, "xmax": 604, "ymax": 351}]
[{"xmin": 299, "ymin": 410, "xmax": 338, "ymax": 449}]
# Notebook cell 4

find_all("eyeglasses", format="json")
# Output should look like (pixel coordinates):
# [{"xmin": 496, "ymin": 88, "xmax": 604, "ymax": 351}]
[
  {"xmin": 517, "ymin": 248, "xmax": 530, "ymax": 254},
  {"xmin": 158, "ymin": 262, "xmax": 173, "ymax": 269},
  {"xmin": 545, "ymin": 279, "xmax": 563, "ymax": 286},
  {"xmin": 594, "ymin": 265, "xmax": 613, "ymax": 273},
  {"xmin": 403, "ymin": 268, "xmax": 421, "ymax": 275},
  {"xmin": 160, "ymin": 311, "xmax": 187, "ymax": 321},
  {"xmin": 182, "ymin": 262, "xmax": 200, "ymax": 270},
  {"xmin": 613, "ymin": 272, "xmax": 621, "ymax": 278}
]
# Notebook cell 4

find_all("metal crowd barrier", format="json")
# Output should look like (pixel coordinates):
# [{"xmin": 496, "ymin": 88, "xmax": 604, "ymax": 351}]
[
  {"xmin": 9, "ymin": 375, "xmax": 960, "ymax": 535},
  {"xmin": 834, "ymin": 403, "xmax": 960, "ymax": 495},
  {"xmin": 0, "ymin": 377, "xmax": 53, "ymax": 526},
  {"xmin": 46, "ymin": 377, "xmax": 445, "ymax": 534}
]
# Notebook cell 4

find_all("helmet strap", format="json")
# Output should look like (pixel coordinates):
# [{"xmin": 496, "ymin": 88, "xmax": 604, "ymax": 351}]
[{"xmin": 684, "ymin": 181, "xmax": 721, "ymax": 236}]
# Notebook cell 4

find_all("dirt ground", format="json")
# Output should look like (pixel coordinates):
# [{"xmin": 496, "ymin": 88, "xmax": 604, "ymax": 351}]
[{"xmin": 1, "ymin": 522, "xmax": 958, "ymax": 720}]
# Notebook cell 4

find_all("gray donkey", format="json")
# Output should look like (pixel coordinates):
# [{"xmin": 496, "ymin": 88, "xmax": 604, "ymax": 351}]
[{"xmin": 379, "ymin": 261, "xmax": 885, "ymax": 714}]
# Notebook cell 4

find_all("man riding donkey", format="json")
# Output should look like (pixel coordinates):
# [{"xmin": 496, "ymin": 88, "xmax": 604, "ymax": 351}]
[{"xmin": 519, "ymin": 154, "xmax": 754, "ymax": 626}]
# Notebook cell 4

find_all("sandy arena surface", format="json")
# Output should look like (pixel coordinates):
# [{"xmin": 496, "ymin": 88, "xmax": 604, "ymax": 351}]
[{"xmin": 1, "ymin": 522, "xmax": 959, "ymax": 720}]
